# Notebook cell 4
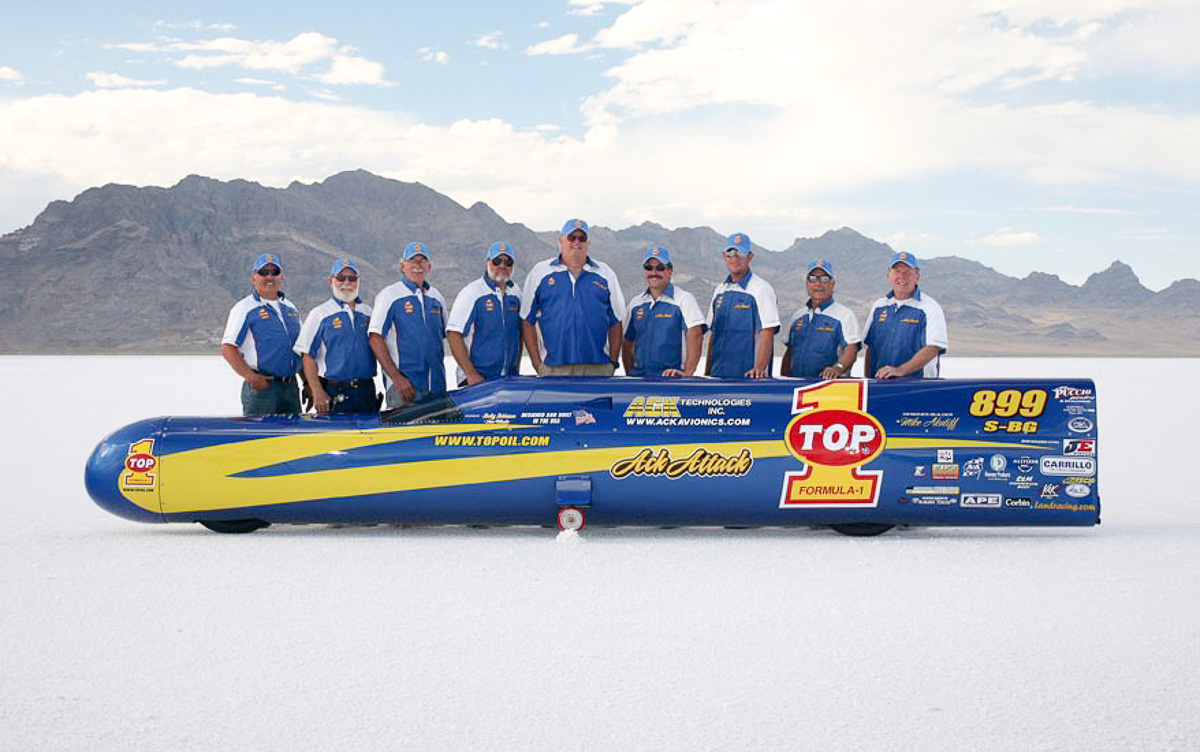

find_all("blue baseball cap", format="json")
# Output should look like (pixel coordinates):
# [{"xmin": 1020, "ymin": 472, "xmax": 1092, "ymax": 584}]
[
  {"xmin": 330, "ymin": 258, "xmax": 360, "ymax": 277},
  {"xmin": 402, "ymin": 241, "xmax": 431, "ymax": 261},
  {"xmin": 251, "ymin": 252, "xmax": 282, "ymax": 272},
  {"xmin": 724, "ymin": 232, "xmax": 751, "ymax": 256},
  {"xmin": 806, "ymin": 259, "xmax": 835, "ymax": 278},
  {"xmin": 890, "ymin": 251, "xmax": 919, "ymax": 269},
  {"xmin": 643, "ymin": 245, "xmax": 673, "ymax": 265},
  {"xmin": 561, "ymin": 218, "xmax": 589, "ymax": 238},
  {"xmin": 486, "ymin": 242, "xmax": 514, "ymax": 261}
]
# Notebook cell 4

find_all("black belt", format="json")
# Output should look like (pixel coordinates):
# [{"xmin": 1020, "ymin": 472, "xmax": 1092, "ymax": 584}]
[
  {"xmin": 321, "ymin": 377, "xmax": 373, "ymax": 388},
  {"xmin": 254, "ymin": 370, "xmax": 296, "ymax": 385}
]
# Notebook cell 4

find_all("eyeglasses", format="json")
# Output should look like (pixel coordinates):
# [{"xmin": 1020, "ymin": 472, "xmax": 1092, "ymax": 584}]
[
  {"xmin": 257, "ymin": 268, "xmax": 281, "ymax": 277},
  {"xmin": 490, "ymin": 257, "xmax": 514, "ymax": 267},
  {"xmin": 644, "ymin": 263, "xmax": 668, "ymax": 272},
  {"xmin": 723, "ymin": 250, "xmax": 744, "ymax": 259},
  {"xmin": 566, "ymin": 233, "xmax": 588, "ymax": 243},
  {"xmin": 334, "ymin": 274, "xmax": 358, "ymax": 282},
  {"xmin": 807, "ymin": 274, "xmax": 832, "ymax": 283}
]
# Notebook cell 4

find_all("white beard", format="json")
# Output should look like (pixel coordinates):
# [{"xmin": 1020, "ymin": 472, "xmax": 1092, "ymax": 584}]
[
  {"xmin": 487, "ymin": 267, "xmax": 511, "ymax": 286},
  {"xmin": 331, "ymin": 282, "xmax": 359, "ymax": 303}
]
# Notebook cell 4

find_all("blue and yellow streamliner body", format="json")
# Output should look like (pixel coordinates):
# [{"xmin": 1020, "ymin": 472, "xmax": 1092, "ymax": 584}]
[{"xmin": 84, "ymin": 376, "xmax": 1100, "ymax": 532}]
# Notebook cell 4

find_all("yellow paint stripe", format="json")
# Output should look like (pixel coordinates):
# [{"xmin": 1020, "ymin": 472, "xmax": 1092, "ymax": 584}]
[
  {"xmin": 161, "ymin": 439, "xmax": 787, "ymax": 513},
  {"xmin": 886, "ymin": 438, "xmax": 1052, "ymax": 451}
]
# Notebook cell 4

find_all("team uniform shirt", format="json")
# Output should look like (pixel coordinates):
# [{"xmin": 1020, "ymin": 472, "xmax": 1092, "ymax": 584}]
[
  {"xmin": 861, "ymin": 286, "xmax": 949, "ymax": 378},
  {"xmin": 707, "ymin": 271, "xmax": 781, "ymax": 378},
  {"xmin": 782, "ymin": 299, "xmax": 862, "ymax": 378},
  {"xmin": 446, "ymin": 275, "xmax": 522, "ymax": 380},
  {"xmin": 293, "ymin": 297, "xmax": 376, "ymax": 381},
  {"xmin": 520, "ymin": 256, "xmax": 626, "ymax": 367},
  {"xmin": 368, "ymin": 277, "xmax": 448, "ymax": 395},
  {"xmin": 222, "ymin": 291, "xmax": 302, "ymax": 377},
  {"xmin": 623, "ymin": 284, "xmax": 706, "ymax": 376}
]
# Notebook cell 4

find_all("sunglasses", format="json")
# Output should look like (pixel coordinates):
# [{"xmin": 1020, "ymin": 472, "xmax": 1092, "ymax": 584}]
[
  {"xmin": 644, "ymin": 263, "xmax": 668, "ymax": 272},
  {"xmin": 490, "ymin": 257, "xmax": 514, "ymax": 267},
  {"xmin": 723, "ymin": 250, "xmax": 744, "ymax": 259},
  {"xmin": 256, "ymin": 268, "xmax": 281, "ymax": 277},
  {"xmin": 566, "ymin": 233, "xmax": 588, "ymax": 242},
  {"xmin": 807, "ymin": 274, "xmax": 832, "ymax": 283},
  {"xmin": 334, "ymin": 274, "xmax": 358, "ymax": 282}
]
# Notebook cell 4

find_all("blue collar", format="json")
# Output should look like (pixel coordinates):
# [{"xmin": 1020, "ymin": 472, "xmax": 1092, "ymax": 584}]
[
  {"xmin": 645, "ymin": 282, "xmax": 676, "ymax": 300},
  {"xmin": 330, "ymin": 295, "xmax": 362, "ymax": 307},
  {"xmin": 807, "ymin": 297, "xmax": 835, "ymax": 312},
  {"xmin": 402, "ymin": 276, "xmax": 430, "ymax": 293},
  {"xmin": 482, "ymin": 274, "xmax": 514, "ymax": 292},
  {"xmin": 885, "ymin": 285, "xmax": 922, "ymax": 302},
  {"xmin": 723, "ymin": 270, "xmax": 753, "ymax": 289},
  {"xmin": 252, "ymin": 290, "xmax": 286, "ymax": 303}
]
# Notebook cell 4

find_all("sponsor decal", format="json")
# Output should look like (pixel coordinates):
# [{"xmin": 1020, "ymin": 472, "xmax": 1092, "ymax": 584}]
[
  {"xmin": 519, "ymin": 411, "xmax": 576, "ymax": 425},
  {"xmin": 1062, "ymin": 439, "xmax": 1096, "ymax": 456},
  {"xmin": 433, "ymin": 435, "xmax": 551, "ymax": 448},
  {"xmin": 119, "ymin": 439, "xmax": 158, "ymax": 494},
  {"xmin": 960, "ymin": 493, "xmax": 1002, "ymax": 509},
  {"xmin": 1067, "ymin": 417, "xmax": 1095, "ymax": 433},
  {"xmin": 962, "ymin": 457, "xmax": 984, "ymax": 478},
  {"xmin": 907, "ymin": 496, "xmax": 958, "ymax": 505},
  {"xmin": 480, "ymin": 411, "xmax": 517, "ymax": 423},
  {"xmin": 1040, "ymin": 456, "xmax": 1097, "ymax": 476},
  {"xmin": 913, "ymin": 465, "xmax": 926, "ymax": 477},
  {"xmin": 932, "ymin": 463, "xmax": 959, "ymax": 480},
  {"xmin": 610, "ymin": 447, "xmax": 753, "ymax": 479},
  {"xmin": 1033, "ymin": 501, "xmax": 1097, "ymax": 512},
  {"xmin": 623, "ymin": 396, "xmax": 751, "ymax": 427},
  {"xmin": 989, "ymin": 454, "xmax": 1007, "ymax": 473},
  {"xmin": 780, "ymin": 381, "xmax": 884, "ymax": 508},
  {"xmin": 1064, "ymin": 476, "xmax": 1095, "ymax": 485},
  {"xmin": 908, "ymin": 486, "xmax": 960, "ymax": 494},
  {"xmin": 1011, "ymin": 474, "xmax": 1038, "ymax": 491},
  {"xmin": 1040, "ymin": 483, "xmax": 1061, "ymax": 500},
  {"xmin": 1005, "ymin": 497, "xmax": 1033, "ymax": 508},
  {"xmin": 937, "ymin": 449, "xmax": 954, "ymax": 463},
  {"xmin": 1065, "ymin": 483, "xmax": 1092, "ymax": 499},
  {"xmin": 1013, "ymin": 456, "xmax": 1037, "ymax": 473},
  {"xmin": 1053, "ymin": 385, "xmax": 1094, "ymax": 401}
]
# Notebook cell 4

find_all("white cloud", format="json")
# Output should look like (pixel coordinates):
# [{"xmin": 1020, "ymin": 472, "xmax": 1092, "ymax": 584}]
[
  {"xmin": 525, "ymin": 34, "xmax": 587, "ymax": 56},
  {"xmin": 234, "ymin": 77, "xmax": 286, "ymax": 92},
  {"xmin": 0, "ymin": 66, "xmax": 22, "ymax": 84},
  {"xmin": 419, "ymin": 47, "xmax": 450, "ymax": 65},
  {"xmin": 112, "ymin": 32, "xmax": 391, "ymax": 86},
  {"xmin": 981, "ymin": 229, "xmax": 1044, "ymax": 246},
  {"xmin": 569, "ymin": 0, "xmax": 638, "ymax": 16},
  {"xmin": 472, "ymin": 31, "xmax": 508, "ymax": 51},
  {"xmin": 86, "ymin": 71, "xmax": 167, "ymax": 89}
]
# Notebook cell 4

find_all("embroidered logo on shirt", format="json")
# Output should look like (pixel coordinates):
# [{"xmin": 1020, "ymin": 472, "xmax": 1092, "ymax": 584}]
[{"xmin": 404, "ymin": 301, "xmax": 414, "ymax": 314}]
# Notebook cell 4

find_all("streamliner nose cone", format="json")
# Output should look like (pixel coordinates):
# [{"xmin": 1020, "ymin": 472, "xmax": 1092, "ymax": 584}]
[{"xmin": 84, "ymin": 418, "xmax": 168, "ymax": 523}]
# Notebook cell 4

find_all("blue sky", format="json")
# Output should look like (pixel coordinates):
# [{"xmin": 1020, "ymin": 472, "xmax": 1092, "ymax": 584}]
[{"xmin": 2, "ymin": 0, "xmax": 1198, "ymax": 289}]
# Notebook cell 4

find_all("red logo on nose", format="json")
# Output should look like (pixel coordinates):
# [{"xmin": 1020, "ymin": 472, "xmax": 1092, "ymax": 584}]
[
  {"xmin": 785, "ymin": 409, "xmax": 885, "ymax": 467},
  {"xmin": 125, "ymin": 453, "xmax": 157, "ymax": 472}
]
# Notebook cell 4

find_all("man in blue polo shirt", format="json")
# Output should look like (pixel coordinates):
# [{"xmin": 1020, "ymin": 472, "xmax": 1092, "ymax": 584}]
[
  {"xmin": 220, "ymin": 252, "xmax": 304, "ymax": 416},
  {"xmin": 705, "ymin": 232, "xmax": 780, "ymax": 379},
  {"xmin": 368, "ymin": 242, "xmax": 448, "ymax": 407},
  {"xmin": 447, "ymin": 242, "xmax": 523, "ymax": 386},
  {"xmin": 521, "ymin": 219, "xmax": 626, "ymax": 376},
  {"xmin": 622, "ymin": 245, "xmax": 705, "ymax": 377},
  {"xmin": 780, "ymin": 259, "xmax": 861, "ymax": 379},
  {"xmin": 862, "ymin": 251, "xmax": 949, "ymax": 379},
  {"xmin": 294, "ymin": 258, "xmax": 379, "ymax": 414}
]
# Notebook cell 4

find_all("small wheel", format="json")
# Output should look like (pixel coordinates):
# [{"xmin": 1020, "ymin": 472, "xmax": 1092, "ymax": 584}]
[
  {"xmin": 557, "ymin": 507, "xmax": 586, "ymax": 531},
  {"xmin": 829, "ymin": 522, "xmax": 894, "ymax": 537},
  {"xmin": 199, "ymin": 519, "xmax": 270, "ymax": 534}
]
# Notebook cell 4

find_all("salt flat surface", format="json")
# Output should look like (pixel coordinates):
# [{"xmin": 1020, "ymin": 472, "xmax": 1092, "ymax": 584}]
[{"xmin": 1, "ymin": 356, "xmax": 1196, "ymax": 751}]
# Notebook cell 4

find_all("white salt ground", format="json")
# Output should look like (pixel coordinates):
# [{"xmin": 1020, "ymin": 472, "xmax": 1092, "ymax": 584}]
[{"xmin": 0, "ymin": 356, "xmax": 1196, "ymax": 751}]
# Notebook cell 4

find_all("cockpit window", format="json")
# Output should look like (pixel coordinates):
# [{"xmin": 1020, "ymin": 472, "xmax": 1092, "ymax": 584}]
[{"xmin": 381, "ymin": 395, "xmax": 464, "ymax": 425}]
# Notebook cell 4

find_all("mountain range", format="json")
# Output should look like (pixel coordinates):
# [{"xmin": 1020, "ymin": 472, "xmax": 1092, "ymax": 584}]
[{"xmin": 1, "ymin": 169, "xmax": 1195, "ymax": 356}]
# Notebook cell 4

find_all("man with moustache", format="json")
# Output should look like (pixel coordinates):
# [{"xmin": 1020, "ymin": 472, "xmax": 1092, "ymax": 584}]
[
  {"xmin": 220, "ymin": 252, "xmax": 304, "ymax": 416},
  {"xmin": 705, "ymin": 232, "xmax": 780, "ymax": 379},
  {"xmin": 368, "ymin": 242, "xmax": 448, "ymax": 407},
  {"xmin": 521, "ymin": 219, "xmax": 626, "ymax": 376},
  {"xmin": 780, "ymin": 259, "xmax": 861, "ymax": 379},
  {"xmin": 621, "ymin": 245, "xmax": 705, "ymax": 377},
  {"xmin": 447, "ymin": 242, "xmax": 523, "ymax": 386},
  {"xmin": 862, "ymin": 251, "xmax": 948, "ymax": 379},
  {"xmin": 294, "ymin": 258, "xmax": 379, "ymax": 414}
]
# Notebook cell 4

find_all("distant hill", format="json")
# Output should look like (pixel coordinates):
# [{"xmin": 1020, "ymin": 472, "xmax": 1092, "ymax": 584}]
[{"xmin": 1, "ymin": 170, "xmax": 1196, "ymax": 356}]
